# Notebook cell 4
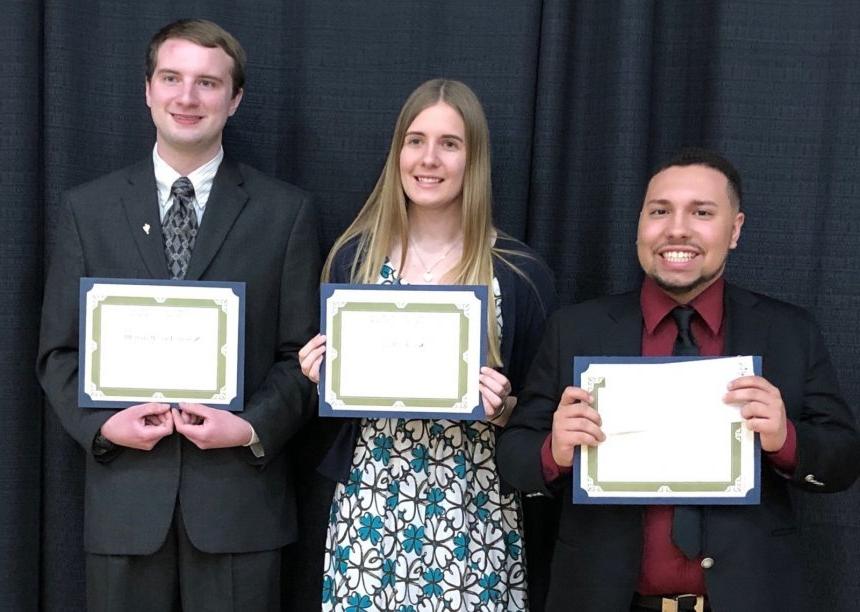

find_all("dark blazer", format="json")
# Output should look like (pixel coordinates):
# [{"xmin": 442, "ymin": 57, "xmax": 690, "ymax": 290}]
[
  {"xmin": 497, "ymin": 283, "xmax": 860, "ymax": 612},
  {"xmin": 37, "ymin": 157, "xmax": 320, "ymax": 555}
]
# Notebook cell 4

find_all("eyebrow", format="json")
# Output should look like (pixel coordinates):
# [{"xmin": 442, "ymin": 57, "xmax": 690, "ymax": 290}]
[{"xmin": 645, "ymin": 198, "xmax": 718, "ymax": 207}]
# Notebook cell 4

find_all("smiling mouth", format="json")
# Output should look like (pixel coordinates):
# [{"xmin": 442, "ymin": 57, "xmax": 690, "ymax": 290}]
[
  {"xmin": 415, "ymin": 176, "xmax": 443, "ymax": 184},
  {"xmin": 661, "ymin": 250, "xmax": 697, "ymax": 263},
  {"xmin": 171, "ymin": 113, "xmax": 203, "ymax": 123}
]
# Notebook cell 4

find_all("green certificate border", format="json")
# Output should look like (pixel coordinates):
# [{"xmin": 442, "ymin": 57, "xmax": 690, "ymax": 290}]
[
  {"xmin": 586, "ymin": 378, "xmax": 742, "ymax": 492},
  {"xmin": 90, "ymin": 296, "xmax": 227, "ymax": 399},
  {"xmin": 328, "ymin": 302, "xmax": 468, "ymax": 407}
]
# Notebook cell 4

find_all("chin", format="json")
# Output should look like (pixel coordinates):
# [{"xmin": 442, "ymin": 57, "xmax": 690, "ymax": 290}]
[{"xmin": 653, "ymin": 272, "xmax": 717, "ymax": 298}]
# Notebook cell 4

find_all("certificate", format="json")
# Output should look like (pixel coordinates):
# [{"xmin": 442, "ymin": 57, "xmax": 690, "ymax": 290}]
[
  {"xmin": 572, "ymin": 356, "xmax": 761, "ymax": 505},
  {"xmin": 319, "ymin": 283, "xmax": 487, "ymax": 419},
  {"xmin": 78, "ymin": 278, "xmax": 245, "ymax": 411}
]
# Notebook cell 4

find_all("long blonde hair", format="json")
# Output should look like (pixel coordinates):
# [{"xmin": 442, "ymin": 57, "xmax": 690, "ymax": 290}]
[{"xmin": 322, "ymin": 79, "xmax": 505, "ymax": 366}]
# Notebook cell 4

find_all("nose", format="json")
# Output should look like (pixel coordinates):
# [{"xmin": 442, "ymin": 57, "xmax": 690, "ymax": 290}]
[
  {"xmin": 420, "ymin": 141, "xmax": 440, "ymax": 166},
  {"xmin": 666, "ymin": 211, "xmax": 691, "ymax": 239},
  {"xmin": 177, "ymin": 80, "xmax": 199, "ymax": 106}
]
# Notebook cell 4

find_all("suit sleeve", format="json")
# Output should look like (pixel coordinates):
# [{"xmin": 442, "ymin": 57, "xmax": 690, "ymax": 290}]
[
  {"xmin": 36, "ymin": 194, "xmax": 116, "ymax": 453},
  {"xmin": 240, "ymin": 194, "xmax": 321, "ymax": 464},
  {"xmin": 788, "ymin": 317, "xmax": 860, "ymax": 492},
  {"xmin": 496, "ymin": 309, "xmax": 566, "ymax": 496}
]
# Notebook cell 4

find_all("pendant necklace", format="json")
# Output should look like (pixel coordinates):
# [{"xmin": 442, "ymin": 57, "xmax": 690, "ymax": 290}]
[{"xmin": 409, "ymin": 237, "xmax": 461, "ymax": 282}]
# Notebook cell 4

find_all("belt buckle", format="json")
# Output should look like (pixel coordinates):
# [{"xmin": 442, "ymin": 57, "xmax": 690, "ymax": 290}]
[{"xmin": 661, "ymin": 594, "xmax": 704, "ymax": 612}]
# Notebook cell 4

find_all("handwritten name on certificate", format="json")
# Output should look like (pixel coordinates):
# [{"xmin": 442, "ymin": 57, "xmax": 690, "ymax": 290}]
[
  {"xmin": 319, "ymin": 284, "xmax": 488, "ymax": 420},
  {"xmin": 572, "ymin": 356, "xmax": 761, "ymax": 505},
  {"xmin": 79, "ymin": 278, "xmax": 245, "ymax": 410}
]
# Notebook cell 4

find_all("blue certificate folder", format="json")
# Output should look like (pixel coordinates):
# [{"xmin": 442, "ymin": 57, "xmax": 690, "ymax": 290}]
[
  {"xmin": 571, "ymin": 356, "xmax": 762, "ymax": 505},
  {"xmin": 319, "ymin": 283, "xmax": 488, "ymax": 420},
  {"xmin": 78, "ymin": 278, "xmax": 246, "ymax": 411}
]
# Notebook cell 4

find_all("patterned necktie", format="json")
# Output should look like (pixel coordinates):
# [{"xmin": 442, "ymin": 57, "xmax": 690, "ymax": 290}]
[
  {"xmin": 162, "ymin": 177, "xmax": 198, "ymax": 280},
  {"xmin": 670, "ymin": 305, "xmax": 703, "ymax": 559}
]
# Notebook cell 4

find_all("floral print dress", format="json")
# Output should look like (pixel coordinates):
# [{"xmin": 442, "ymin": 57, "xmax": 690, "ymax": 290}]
[{"xmin": 321, "ymin": 262, "xmax": 528, "ymax": 611}]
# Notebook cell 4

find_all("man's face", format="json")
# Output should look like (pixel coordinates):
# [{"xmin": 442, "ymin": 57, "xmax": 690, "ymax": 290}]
[
  {"xmin": 636, "ymin": 164, "xmax": 745, "ymax": 303},
  {"xmin": 145, "ymin": 38, "xmax": 242, "ymax": 162}
]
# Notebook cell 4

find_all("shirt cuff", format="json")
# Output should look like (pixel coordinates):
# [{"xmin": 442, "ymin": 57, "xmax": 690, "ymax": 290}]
[
  {"xmin": 764, "ymin": 419, "xmax": 797, "ymax": 474},
  {"xmin": 243, "ymin": 425, "xmax": 265, "ymax": 458},
  {"xmin": 541, "ymin": 433, "xmax": 572, "ymax": 484}
]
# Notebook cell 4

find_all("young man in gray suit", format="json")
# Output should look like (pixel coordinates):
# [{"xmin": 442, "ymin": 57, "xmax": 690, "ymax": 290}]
[
  {"xmin": 37, "ymin": 19, "xmax": 319, "ymax": 611},
  {"xmin": 497, "ymin": 149, "xmax": 859, "ymax": 612}
]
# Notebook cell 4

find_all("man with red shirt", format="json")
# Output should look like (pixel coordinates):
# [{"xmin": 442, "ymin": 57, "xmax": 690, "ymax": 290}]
[{"xmin": 497, "ymin": 148, "xmax": 859, "ymax": 611}]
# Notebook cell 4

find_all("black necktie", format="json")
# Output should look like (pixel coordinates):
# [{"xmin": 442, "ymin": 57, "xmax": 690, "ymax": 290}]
[
  {"xmin": 162, "ymin": 177, "xmax": 198, "ymax": 280},
  {"xmin": 670, "ymin": 306, "xmax": 703, "ymax": 559}
]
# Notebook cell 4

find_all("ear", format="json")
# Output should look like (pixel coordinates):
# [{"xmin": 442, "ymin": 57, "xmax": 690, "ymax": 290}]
[
  {"xmin": 729, "ymin": 211, "xmax": 745, "ymax": 249},
  {"xmin": 145, "ymin": 78, "xmax": 152, "ymax": 108},
  {"xmin": 228, "ymin": 88, "xmax": 243, "ymax": 117}
]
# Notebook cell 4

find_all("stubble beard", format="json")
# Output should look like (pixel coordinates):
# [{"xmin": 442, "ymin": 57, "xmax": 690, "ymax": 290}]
[{"xmin": 650, "ymin": 258, "xmax": 728, "ymax": 298}]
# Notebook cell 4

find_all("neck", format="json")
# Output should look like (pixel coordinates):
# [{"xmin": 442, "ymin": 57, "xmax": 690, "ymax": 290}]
[
  {"xmin": 392, "ymin": 202, "xmax": 464, "ymax": 283},
  {"xmin": 406, "ymin": 202, "xmax": 463, "ymax": 248},
  {"xmin": 156, "ymin": 140, "xmax": 221, "ymax": 176}
]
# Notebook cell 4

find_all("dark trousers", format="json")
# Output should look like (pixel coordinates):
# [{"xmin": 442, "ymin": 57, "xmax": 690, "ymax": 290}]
[{"xmin": 86, "ymin": 506, "xmax": 281, "ymax": 612}]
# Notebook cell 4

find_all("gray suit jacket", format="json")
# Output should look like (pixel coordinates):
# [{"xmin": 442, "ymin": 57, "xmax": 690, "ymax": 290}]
[
  {"xmin": 497, "ymin": 284, "xmax": 860, "ymax": 611},
  {"xmin": 37, "ymin": 157, "xmax": 320, "ymax": 555}
]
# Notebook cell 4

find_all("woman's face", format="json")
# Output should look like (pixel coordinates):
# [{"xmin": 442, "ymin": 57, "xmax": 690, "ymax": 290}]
[{"xmin": 399, "ymin": 101, "xmax": 467, "ymax": 212}]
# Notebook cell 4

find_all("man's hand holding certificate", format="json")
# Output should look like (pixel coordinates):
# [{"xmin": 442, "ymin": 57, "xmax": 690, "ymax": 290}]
[{"xmin": 569, "ymin": 356, "xmax": 761, "ymax": 504}]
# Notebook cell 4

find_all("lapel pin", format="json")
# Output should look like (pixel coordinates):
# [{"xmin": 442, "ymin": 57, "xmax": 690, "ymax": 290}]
[{"xmin": 143, "ymin": 223, "xmax": 151, "ymax": 235}]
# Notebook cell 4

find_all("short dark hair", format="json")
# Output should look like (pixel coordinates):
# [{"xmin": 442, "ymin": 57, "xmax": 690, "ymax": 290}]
[
  {"xmin": 653, "ymin": 147, "xmax": 742, "ymax": 209},
  {"xmin": 146, "ymin": 19, "xmax": 246, "ymax": 97}
]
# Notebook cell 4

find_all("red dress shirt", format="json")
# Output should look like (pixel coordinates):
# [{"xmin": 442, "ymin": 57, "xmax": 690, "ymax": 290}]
[{"xmin": 540, "ymin": 276, "xmax": 798, "ymax": 594}]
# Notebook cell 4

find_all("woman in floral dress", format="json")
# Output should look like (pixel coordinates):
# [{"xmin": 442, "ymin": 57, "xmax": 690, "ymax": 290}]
[{"xmin": 300, "ymin": 79, "xmax": 556, "ymax": 611}]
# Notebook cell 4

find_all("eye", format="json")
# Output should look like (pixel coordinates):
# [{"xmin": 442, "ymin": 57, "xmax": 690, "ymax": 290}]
[
  {"xmin": 693, "ymin": 208, "xmax": 715, "ymax": 217},
  {"xmin": 404, "ymin": 136, "xmax": 423, "ymax": 147},
  {"xmin": 161, "ymin": 74, "xmax": 178, "ymax": 83},
  {"xmin": 648, "ymin": 207, "xmax": 668, "ymax": 217},
  {"xmin": 441, "ymin": 139, "xmax": 461, "ymax": 151},
  {"xmin": 198, "ymin": 79, "xmax": 216, "ymax": 88}
]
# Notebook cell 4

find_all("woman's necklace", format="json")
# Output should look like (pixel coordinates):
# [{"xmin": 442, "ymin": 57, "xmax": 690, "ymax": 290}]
[{"xmin": 408, "ymin": 237, "xmax": 461, "ymax": 282}]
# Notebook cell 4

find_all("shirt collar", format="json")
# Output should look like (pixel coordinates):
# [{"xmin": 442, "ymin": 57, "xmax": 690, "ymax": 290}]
[
  {"xmin": 152, "ymin": 144, "xmax": 224, "ymax": 211},
  {"xmin": 640, "ymin": 275, "xmax": 725, "ymax": 335}
]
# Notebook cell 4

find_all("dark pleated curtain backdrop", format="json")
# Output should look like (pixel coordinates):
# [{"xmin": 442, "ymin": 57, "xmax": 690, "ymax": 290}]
[{"xmin": 1, "ymin": 1, "xmax": 857, "ymax": 610}]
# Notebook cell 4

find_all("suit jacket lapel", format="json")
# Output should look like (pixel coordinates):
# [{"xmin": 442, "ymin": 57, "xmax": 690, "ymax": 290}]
[
  {"xmin": 185, "ymin": 158, "xmax": 248, "ymax": 280},
  {"xmin": 724, "ymin": 284, "xmax": 769, "ymax": 357},
  {"xmin": 121, "ymin": 158, "xmax": 168, "ymax": 279},
  {"xmin": 605, "ymin": 293, "xmax": 644, "ymax": 355}
]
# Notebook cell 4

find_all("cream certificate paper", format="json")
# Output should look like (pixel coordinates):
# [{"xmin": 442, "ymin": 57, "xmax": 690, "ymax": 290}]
[{"xmin": 574, "ymin": 356, "xmax": 760, "ymax": 504}]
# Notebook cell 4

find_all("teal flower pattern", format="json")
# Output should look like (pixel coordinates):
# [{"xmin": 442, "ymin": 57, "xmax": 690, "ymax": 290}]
[
  {"xmin": 358, "ymin": 513, "xmax": 383, "ymax": 545},
  {"xmin": 425, "ymin": 487, "xmax": 445, "ymax": 518},
  {"xmin": 385, "ymin": 481, "xmax": 399, "ymax": 510},
  {"xmin": 371, "ymin": 434, "xmax": 394, "ymax": 465},
  {"xmin": 402, "ymin": 524, "xmax": 425, "ymax": 554},
  {"xmin": 453, "ymin": 532, "xmax": 470, "ymax": 561},
  {"xmin": 381, "ymin": 559, "xmax": 396, "ymax": 588},
  {"xmin": 321, "ymin": 268, "xmax": 526, "ymax": 610},
  {"xmin": 479, "ymin": 572, "xmax": 502, "ymax": 603},
  {"xmin": 409, "ymin": 444, "xmax": 428, "ymax": 474},
  {"xmin": 346, "ymin": 593, "xmax": 372, "ymax": 612},
  {"xmin": 421, "ymin": 567, "xmax": 443, "ymax": 597},
  {"xmin": 504, "ymin": 530, "xmax": 522, "ymax": 560},
  {"xmin": 345, "ymin": 468, "xmax": 362, "ymax": 497},
  {"xmin": 321, "ymin": 575, "xmax": 334, "ymax": 604}
]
